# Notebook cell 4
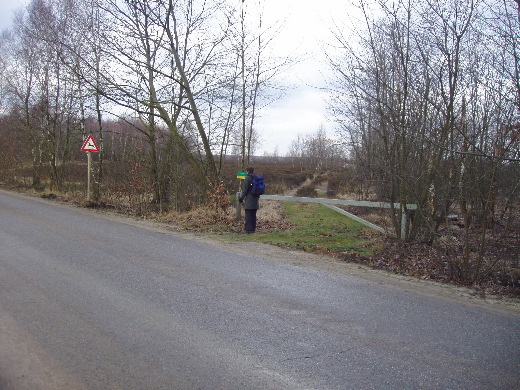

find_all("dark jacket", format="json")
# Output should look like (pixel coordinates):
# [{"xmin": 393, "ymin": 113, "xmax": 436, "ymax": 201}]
[{"xmin": 240, "ymin": 173, "xmax": 260, "ymax": 210}]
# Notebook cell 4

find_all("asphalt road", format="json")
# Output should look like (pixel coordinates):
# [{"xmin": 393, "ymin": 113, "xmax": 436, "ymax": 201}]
[{"xmin": 0, "ymin": 190, "xmax": 518, "ymax": 390}]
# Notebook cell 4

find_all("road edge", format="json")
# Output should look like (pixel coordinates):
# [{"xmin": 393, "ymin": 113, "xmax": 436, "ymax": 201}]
[{"xmin": 2, "ymin": 188, "xmax": 519, "ymax": 317}]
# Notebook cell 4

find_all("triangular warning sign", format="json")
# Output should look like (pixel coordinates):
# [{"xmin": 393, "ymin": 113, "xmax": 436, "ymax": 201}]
[{"xmin": 81, "ymin": 135, "xmax": 100, "ymax": 152}]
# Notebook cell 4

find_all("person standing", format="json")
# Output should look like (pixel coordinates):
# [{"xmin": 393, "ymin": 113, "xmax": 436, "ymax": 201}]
[{"xmin": 239, "ymin": 167, "xmax": 260, "ymax": 234}]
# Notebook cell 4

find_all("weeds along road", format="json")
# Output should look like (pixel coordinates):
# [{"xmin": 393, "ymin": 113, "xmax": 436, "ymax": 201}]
[{"xmin": 0, "ymin": 189, "xmax": 518, "ymax": 390}]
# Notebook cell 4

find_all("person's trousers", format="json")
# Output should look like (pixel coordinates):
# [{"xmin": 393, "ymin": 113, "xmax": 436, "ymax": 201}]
[{"xmin": 244, "ymin": 209, "xmax": 257, "ymax": 233}]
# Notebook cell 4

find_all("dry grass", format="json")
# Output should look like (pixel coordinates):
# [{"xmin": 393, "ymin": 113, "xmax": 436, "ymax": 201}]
[{"xmin": 156, "ymin": 199, "xmax": 293, "ymax": 233}]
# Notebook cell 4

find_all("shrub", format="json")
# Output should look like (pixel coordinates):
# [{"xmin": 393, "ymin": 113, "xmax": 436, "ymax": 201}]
[{"xmin": 296, "ymin": 185, "xmax": 318, "ymax": 198}]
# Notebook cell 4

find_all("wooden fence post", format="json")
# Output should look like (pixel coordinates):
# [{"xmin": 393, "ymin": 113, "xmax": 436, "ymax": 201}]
[
  {"xmin": 401, "ymin": 210, "xmax": 408, "ymax": 241},
  {"xmin": 236, "ymin": 192, "xmax": 242, "ymax": 220}
]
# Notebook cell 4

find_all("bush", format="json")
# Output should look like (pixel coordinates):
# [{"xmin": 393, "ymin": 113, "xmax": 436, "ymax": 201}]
[{"xmin": 296, "ymin": 186, "xmax": 318, "ymax": 198}]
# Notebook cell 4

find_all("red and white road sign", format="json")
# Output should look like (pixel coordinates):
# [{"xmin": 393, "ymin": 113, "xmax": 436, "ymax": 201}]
[{"xmin": 81, "ymin": 135, "xmax": 100, "ymax": 152}]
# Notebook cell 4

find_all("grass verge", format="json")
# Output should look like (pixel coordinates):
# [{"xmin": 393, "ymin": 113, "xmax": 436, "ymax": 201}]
[{"xmin": 220, "ymin": 202, "xmax": 383, "ymax": 259}]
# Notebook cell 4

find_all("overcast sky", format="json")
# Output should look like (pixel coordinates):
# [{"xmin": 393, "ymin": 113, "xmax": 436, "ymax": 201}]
[
  {"xmin": 256, "ymin": 0, "xmax": 348, "ymax": 155},
  {"xmin": 0, "ymin": 1, "xmax": 26, "ymax": 31},
  {"xmin": 0, "ymin": 0, "xmax": 353, "ymax": 155}
]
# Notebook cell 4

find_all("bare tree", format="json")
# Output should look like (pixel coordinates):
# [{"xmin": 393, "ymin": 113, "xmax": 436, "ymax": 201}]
[
  {"xmin": 286, "ymin": 127, "xmax": 346, "ymax": 171},
  {"xmin": 329, "ymin": 0, "xmax": 428, "ymax": 237},
  {"xmin": 328, "ymin": 0, "xmax": 519, "ymax": 283},
  {"xmin": 0, "ymin": 20, "xmax": 42, "ymax": 188},
  {"xmin": 234, "ymin": 0, "xmax": 288, "ymax": 169},
  {"xmin": 1, "ymin": 0, "xmax": 291, "ymax": 210},
  {"xmin": 1, "ymin": 0, "xmax": 81, "ymax": 191}
]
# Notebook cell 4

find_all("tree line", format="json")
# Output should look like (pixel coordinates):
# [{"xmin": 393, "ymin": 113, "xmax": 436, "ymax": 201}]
[
  {"xmin": 327, "ymin": 0, "xmax": 518, "ymax": 283},
  {"xmin": 0, "ymin": 0, "xmax": 286, "ymax": 207}
]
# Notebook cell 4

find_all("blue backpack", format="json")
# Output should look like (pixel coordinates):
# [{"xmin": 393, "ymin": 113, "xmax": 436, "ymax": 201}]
[{"xmin": 250, "ymin": 174, "xmax": 265, "ymax": 196}]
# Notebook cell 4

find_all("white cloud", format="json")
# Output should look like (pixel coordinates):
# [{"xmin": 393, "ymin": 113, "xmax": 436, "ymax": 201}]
[
  {"xmin": 257, "ymin": 84, "xmax": 333, "ymax": 155},
  {"xmin": 253, "ymin": 0, "xmax": 350, "ymax": 155}
]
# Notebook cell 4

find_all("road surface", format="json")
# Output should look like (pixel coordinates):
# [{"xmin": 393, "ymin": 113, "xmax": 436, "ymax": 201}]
[{"xmin": 0, "ymin": 190, "xmax": 518, "ymax": 389}]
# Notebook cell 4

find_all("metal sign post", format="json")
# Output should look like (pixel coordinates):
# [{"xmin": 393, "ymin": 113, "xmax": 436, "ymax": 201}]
[
  {"xmin": 81, "ymin": 135, "xmax": 100, "ymax": 201},
  {"xmin": 87, "ymin": 151, "xmax": 92, "ymax": 200},
  {"xmin": 236, "ymin": 171, "xmax": 247, "ymax": 220}
]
